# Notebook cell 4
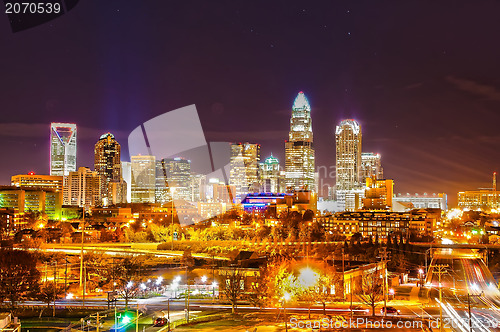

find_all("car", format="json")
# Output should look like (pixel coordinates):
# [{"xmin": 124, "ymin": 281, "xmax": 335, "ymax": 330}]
[
  {"xmin": 153, "ymin": 317, "xmax": 168, "ymax": 327},
  {"xmin": 380, "ymin": 306, "xmax": 400, "ymax": 315}
]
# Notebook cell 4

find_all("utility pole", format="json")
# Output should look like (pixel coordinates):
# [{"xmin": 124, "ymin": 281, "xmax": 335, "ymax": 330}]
[
  {"xmin": 83, "ymin": 262, "xmax": 86, "ymax": 307},
  {"xmin": 53, "ymin": 261, "xmax": 57, "ymax": 317},
  {"xmin": 90, "ymin": 312, "xmax": 106, "ymax": 332},
  {"xmin": 185, "ymin": 266, "xmax": 190, "ymax": 323},
  {"xmin": 80, "ymin": 218, "xmax": 85, "ymax": 288},
  {"xmin": 431, "ymin": 264, "xmax": 448, "ymax": 332},
  {"xmin": 64, "ymin": 257, "xmax": 68, "ymax": 299},
  {"xmin": 341, "ymin": 248, "xmax": 345, "ymax": 301},
  {"xmin": 468, "ymin": 293, "xmax": 472, "ymax": 332},
  {"xmin": 350, "ymin": 279, "xmax": 353, "ymax": 320},
  {"xmin": 467, "ymin": 290, "xmax": 483, "ymax": 332},
  {"xmin": 380, "ymin": 247, "xmax": 388, "ymax": 316}
]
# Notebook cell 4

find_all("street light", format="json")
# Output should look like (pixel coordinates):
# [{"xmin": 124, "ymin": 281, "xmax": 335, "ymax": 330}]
[
  {"xmin": 282, "ymin": 292, "xmax": 291, "ymax": 332},
  {"xmin": 298, "ymin": 267, "xmax": 319, "ymax": 288}
]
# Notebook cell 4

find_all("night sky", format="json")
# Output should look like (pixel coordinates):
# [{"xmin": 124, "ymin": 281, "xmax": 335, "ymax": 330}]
[{"xmin": 1, "ymin": 1, "xmax": 500, "ymax": 206}]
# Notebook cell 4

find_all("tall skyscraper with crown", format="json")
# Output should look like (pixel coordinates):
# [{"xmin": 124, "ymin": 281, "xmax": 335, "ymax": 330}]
[{"xmin": 284, "ymin": 92, "xmax": 315, "ymax": 192}]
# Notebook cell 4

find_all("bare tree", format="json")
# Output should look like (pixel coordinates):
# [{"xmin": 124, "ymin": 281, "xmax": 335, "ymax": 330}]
[
  {"xmin": 0, "ymin": 249, "xmax": 40, "ymax": 307},
  {"xmin": 247, "ymin": 267, "xmax": 268, "ymax": 309},
  {"xmin": 220, "ymin": 268, "xmax": 245, "ymax": 314},
  {"xmin": 117, "ymin": 281, "xmax": 139, "ymax": 309},
  {"xmin": 38, "ymin": 282, "xmax": 65, "ymax": 312},
  {"xmin": 315, "ymin": 272, "xmax": 343, "ymax": 315},
  {"xmin": 358, "ymin": 269, "xmax": 384, "ymax": 316}
]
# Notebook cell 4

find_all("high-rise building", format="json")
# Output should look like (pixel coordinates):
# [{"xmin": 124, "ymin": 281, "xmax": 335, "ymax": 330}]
[
  {"xmin": 205, "ymin": 178, "xmax": 235, "ymax": 203},
  {"xmin": 335, "ymin": 119, "xmax": 362, "ymax": 209},
  {"xmin": 362, "ymin": 178, "xmax": 394, "ymax": 210},
  {"xmin": 260, "ymin": 154, "xmax": 284, "ymax": 193},
  {"xmin": 63, "ymin": 167, "xmax": 101, "ymax": 211},
  {"xmin": 121, "ymin": 161, "xmax": 132, "ymax": 203},
  {"xmin": 50, "ymin": 123, "xmax": 77, "ymax": 176},
  {"xmin": 285, "ymin": 92, "xmax": 315, "ymax": 192},
  {"xmin": 94, "ymin": 133, "xmax": 126, "ymax": 205},
  {"xmin": 11, "ymin": 173, "xmax": 63, "ymax": 192},
  {"xmin": 161, "ymin": 158, "xmax": 192, "ymax": 202},
  {"xmin": 155, "ymin": 160, "xmax": 169, "ymax": 205},
  {"xmin": 229, "ymin": 142, "xmax": 260, "ymax": 202},
  {"xmin": 131, "ymin": 155, "xmax": 156, "ymax": 203},
  {"xmin": 361, "ymin": 152, "xmax": 383, "ymax": 185},
  {"xmin": 190, "ymin": 173, "xmax": 206, "ymax": 203}
]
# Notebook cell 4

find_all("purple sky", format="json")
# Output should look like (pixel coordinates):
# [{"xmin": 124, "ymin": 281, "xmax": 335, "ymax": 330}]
[{"xmin": 1, "ymin": 1, "xmax": 500, "ymax": 206}]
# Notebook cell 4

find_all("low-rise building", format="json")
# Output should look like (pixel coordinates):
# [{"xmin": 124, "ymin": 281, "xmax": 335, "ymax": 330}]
[
  {"xmin": 394, "ymin": 193, "xmax": 447, "ymax": 210},
  {"xmin": 318, "ymin": 210, "xmax": 435, "ymax": 239},
  {"xmin": 0, "ymin": 312, "xmax": 20, "ymax": 332},
  {"xmin": 0, "ymin": 186, "xmax": 62, "ymax": 226}
]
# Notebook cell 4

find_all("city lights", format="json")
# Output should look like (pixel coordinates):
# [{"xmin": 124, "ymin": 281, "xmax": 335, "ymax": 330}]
[{"xmin": 2, "ymin": 2, "xmax": 500, "ymax": 331}]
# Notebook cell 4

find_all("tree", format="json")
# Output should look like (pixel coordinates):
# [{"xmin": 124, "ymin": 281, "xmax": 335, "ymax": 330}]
[
  {"xmin": 302, "ymin": 209, "xmax": 315, "ymax": 222},
  {"xmin": 220, "ymin": 268, "xmax": 245, "ymax": 314},
  {"xmin": 0, "ymin": 249, "xmax": 40, "ymax": 307},
  {"xmin": 298, "ymin": 286, "xmax": 316, "ymax": 319},
  {"xmin": 38, "ymin": 282, "xmax": 65, "ymax": 313},
  {"xmin": 315, "ymin": 271, "xmax": 343, "ymax": 315},
  {"xmin": 358, "ymin": 269, "xmax": 384, "ymax": 316},
  {"xmin": 247, "ymin": 267, "xmax": 268, "ymax": 309},
  {"xmin": 117, "ymin": 280, "xmax": 139, "ymax": 309}
]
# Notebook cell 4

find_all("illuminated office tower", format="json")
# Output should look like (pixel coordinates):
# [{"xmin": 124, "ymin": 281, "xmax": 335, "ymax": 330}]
[
  {"xmin": 285, "ymin": 92, "xmax": 315, "ymax": 192},
  {"xmin": 155, "ymin": 160, "xmax": 169, "ymax": 204},
  {"xmin": 260, "ymin": 154, "xmax": 284, "ymax": 193},
  {"xmin": 94, "ymin": 133, "xmax": 126, "ymax": 205},
  {"xmin": 121, "ymin": 161, "xmax": 132, "ymax": 203},
  {"xmin": 50, "ymin": 123, "xmax": 77, "ymax": 176},
  {"xmin": 361, "ymin": 152, "xmax": 383, "ymax": 185},
  {"xmin": 11, "ymin": 173, "xmax": 63, "ymax": 192},
  {"xmin": 161, "ymin": 158, "xmax": 192, "ymax": 201},
  {"xmin": 63, "ymin": 167, "xmax": 101, "ymax": 211},
  {"xmin": 131, "ymin": 155, "xmax": 156, "ymax": 203},
  {"xmin": 335, "ymin": 119, "xmax": 362, "ymax": 209},
  {"xmin": 363, "ymin": 178, "xmax": 394, "ymax": 210},
  {"xmin": 205, "ymin": 178, "xmax": 235, "ymax": 203},
  {"xmin": 229, "ymin": 142, "xmax": 260, "ymax": 202},
  {"xmin": 190, "ymin": 173, "xmax": 206, "ymax": 202}
]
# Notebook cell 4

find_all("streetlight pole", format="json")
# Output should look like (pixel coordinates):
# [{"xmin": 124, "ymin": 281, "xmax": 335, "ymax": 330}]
[
  {"xmin": 284, "ymin": 300, "xmax": 288, "ymax": 332},
  {"xmin": 167, "ymin": 298, "xmax": 170, "ymax": 332}
]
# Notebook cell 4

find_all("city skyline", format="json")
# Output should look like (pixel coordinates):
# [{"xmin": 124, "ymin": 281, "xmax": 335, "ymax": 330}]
[{"xmin": 2, "ymin": 2, "xmax": 500, "ymax": 206}]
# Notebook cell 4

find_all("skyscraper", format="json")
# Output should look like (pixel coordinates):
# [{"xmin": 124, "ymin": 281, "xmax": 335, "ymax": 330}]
[
  {"xmin": 161, "ymin": 158, "xmax": 192, "ymax": 202},
  {"xmin": 50, "ymin": 123, "xmax": 77, "ymax": 176},
  {"xmin": 94, "ymin": 133, "xmax": 126, "ymax": 205},
  {"xmin": 285, "ymin": 92, "xmax": 315, "ymax": 192},
  {"xmin": 335, "ymin": 119, "xmax": 362, "ymax": 209},
  {"xmin": 131, "ymin": 155, "xmax": 156, "ymax": 203},
  {"xmin": 229, "ymin": 142, "xmax": 260, "ymax": 202},
  {"xmin": 63, "ymin": 167, "xmax": 101, "ymax": 210},
  {"xmin": 361, "ymin": 152, "xmax": 383, "ymax": 185},
  {"xmin": 260, "ymin": 154, "xmax": 284, "ymax": 193}
]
